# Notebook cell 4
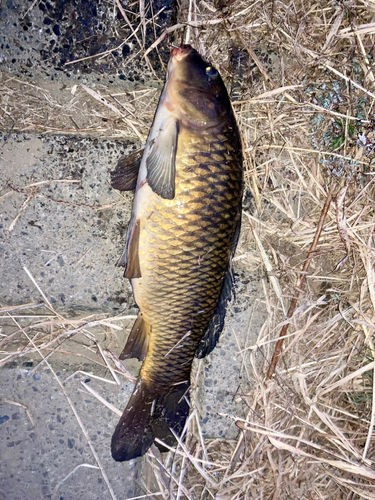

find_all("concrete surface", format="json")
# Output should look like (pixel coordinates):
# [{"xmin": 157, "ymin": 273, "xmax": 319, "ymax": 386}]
[
  {"xmin": 1, "ymin": 132, "xmax": 135, "ymax": 313},
  {"xmin": 0, "ymin": 0, "xmax": 174, "ymax": 83},
  {"xmin": 0, "ymin": 365, "xmax": 136, "ymax": 500}
]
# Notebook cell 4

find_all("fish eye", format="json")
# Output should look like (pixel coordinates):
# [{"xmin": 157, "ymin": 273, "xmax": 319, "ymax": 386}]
[{"xmin": 205, "ymin": 66, "xmax": 218, "ymax": 78}]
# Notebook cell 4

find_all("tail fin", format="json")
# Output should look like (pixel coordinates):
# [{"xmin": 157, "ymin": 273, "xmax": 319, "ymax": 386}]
[
  {"xmin": 152, "ymin": 381, "xmax": 190, "ymax": 453},
  {"xmin": 111, "ymin": 380, "xmax": 154, "ymax": 461},
  {"xmin": 111, "ymin": 379, "xmax": 190, "ymax": 462}
]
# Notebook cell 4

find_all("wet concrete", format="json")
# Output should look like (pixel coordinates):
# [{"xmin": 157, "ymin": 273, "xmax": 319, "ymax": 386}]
[{"xmin": 0, "ymin": 0, "xmax": 175, "ymax": 83}]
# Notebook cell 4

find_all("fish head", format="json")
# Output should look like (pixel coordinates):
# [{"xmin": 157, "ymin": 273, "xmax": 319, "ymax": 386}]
[{"xmin": 166, "ymin": 45, "xmax": 232, "ymax": 127}]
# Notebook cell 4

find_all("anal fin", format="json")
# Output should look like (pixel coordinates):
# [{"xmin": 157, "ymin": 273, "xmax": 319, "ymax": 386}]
[{"xmin": 120, "ymin": 312, "xmax": 150, "ymax": 361}]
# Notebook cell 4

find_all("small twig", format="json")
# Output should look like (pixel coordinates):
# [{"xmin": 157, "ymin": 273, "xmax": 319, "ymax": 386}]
[
  {"xmin": 2, "ymin": 399, "xmax": 34, "ymax": 426},
  {"xmin": 81, "ymin": 85, "xmax": 145, "ymax": 140},
  {"xmin": 53, "ymin": 464, "xmax": 100, "ymax": 495},
  {"xmin": 0, "ymin": 303, "xmax": 44, "ymax": 313},
  {"xmin": 144, "ymin": 23, "xmax": 185, "ymax": 58},
  {"xmin": 64, "ymin": 40, "xmax": 128, "ymax": 66},
  {"xmin": 252, "ymin": 144, "xmax": 369, "ymax": 166},
  {"xmin": 115, "ymin": 0, "xmax": 143, "ymax": 50},
  {"xmin": 114, "ymin": 0, "xmax": 158, "ymax": 78},
  {"xmin": 143, "ymin": 18, "xmax": 229, "ymax": 59},
  {"xmin": 8, "ymin": 192, "xmax": 35, "ymax": 231},
  {"xmin": 149, "ymin": 2, "xmax": 167, "ymax": 72},
  {"xmin": 266, "ymin": 183, "xmax": 336, "ymax": 379},
  {"xmin": 79, "ymin": 381, "xmax": 122, "ymax": 416},
  {"xmin": 185, "ymin": 0, "xmax": 194, "ymax": 44},
  {"xmin": 245, "ymin": 212, "xmax": 287, "ymax": 315},
  {"xmin": 235, "ymin": 29, "xmax": 273, "ymax": 83},
  {"xmin": 22, "ymin": 0, "xmax": 40, "ymax": 19},
  {"xmin": 24, "ymin": 122, "xmax": 104, "ymax": 133},
  {"xmin": 139, "ymin": 0, "xmax": 146, "ymax": 46},
  {"xmin": 335, "ymin": 184, "xmax": 351, "ymax": 270}
]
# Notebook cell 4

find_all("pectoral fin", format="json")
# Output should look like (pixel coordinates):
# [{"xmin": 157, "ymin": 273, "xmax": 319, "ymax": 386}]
[
  {"xmin": 147, "ymin": 117, "xmax": 178, "ymax": 200},
  {"xmin": 111, "ymin": 148, "xmax": 144, "ymax": 191},
  {"xmin": 117, "ymin": 217, "xmax": 141, "ymax": 278}
]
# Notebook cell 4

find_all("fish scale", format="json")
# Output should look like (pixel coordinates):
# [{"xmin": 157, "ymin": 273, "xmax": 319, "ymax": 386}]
[
  {"xmin": 110, "ymin": 44, "xmax": 243, "ymax": 461},
  {"xmin": 134, "ymin": 123, "xmax": 242, "ymax": 391}
]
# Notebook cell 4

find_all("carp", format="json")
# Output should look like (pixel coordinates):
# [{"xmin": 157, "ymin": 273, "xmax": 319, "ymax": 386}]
[{"xmin": 110, "ymin": 44, "xmax": 243, "ymax": 461}]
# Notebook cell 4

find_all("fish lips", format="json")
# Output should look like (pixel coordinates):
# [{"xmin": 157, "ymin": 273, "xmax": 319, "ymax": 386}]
[
  {"xmin": 168, "ymin": 44, "xmax": 208, "ymax": 80},
  {"xmin": 170, "ymin": 44, "xmax": 197, "ymax": 61}
]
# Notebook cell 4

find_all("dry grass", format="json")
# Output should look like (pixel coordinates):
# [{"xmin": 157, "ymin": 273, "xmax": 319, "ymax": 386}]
[{"xmin": 2, "ymin": 0, "xmax": 375, "ymax": 498}]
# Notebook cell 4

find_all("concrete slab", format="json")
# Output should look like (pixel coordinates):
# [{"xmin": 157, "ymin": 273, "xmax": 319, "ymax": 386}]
[
  {"xmin": 1, "ymin": 132, "xmax": 135, "ymax": 314},
  {"xmin": 0, "ymin": 0, "xmax": 175, "ymax": 84},
  {"xmin": 0, "ymin": 365, "xmax": 137, "ymax": 500}
]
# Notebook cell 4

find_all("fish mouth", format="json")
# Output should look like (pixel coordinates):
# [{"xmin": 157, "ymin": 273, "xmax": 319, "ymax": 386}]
[{"xmin": 170, "ymin": 44, "xmax": 197, "ymax": 61}]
